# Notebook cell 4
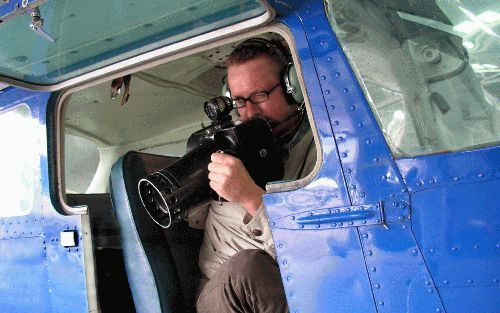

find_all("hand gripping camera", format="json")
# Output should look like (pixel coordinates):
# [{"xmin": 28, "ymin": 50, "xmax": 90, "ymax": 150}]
[{"xmin": 138, "ymin": 96, "xmax": 284, "ymax": 228}]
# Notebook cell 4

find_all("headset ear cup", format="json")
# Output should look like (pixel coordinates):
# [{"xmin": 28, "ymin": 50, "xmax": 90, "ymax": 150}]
[
  {"xmin": 221, "ymin": 75, "xmax": 231, "ymax": 98},
  {"xmin": 222, "ymin": 82, "xmax": 231, "ymax": 99},
  {"xmin": 282, "ymin": 63, "xmax": 303, "ymax": 105}
]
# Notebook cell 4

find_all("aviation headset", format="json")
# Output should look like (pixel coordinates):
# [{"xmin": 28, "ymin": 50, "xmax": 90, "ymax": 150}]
[{"xmin": 225, "ymin": 38, "xmax": 304, "ymax": 105}]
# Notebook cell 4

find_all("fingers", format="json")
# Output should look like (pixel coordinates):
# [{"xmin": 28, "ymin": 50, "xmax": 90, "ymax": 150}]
[
  {"xmin": 208, "ymin": 180, "xmax": 220, "ymax": 193},
  {"xmin": 208, "ymin": 153, "xmax": 243, "ymax": 177},
  {"xmin": 207, "ymin": 161, "xmax": 230, "ymax": 175},
  {"xmin": 208, "ymin": 152, "xmax": 252, "ymax": 205},
  {"xmin": 208, "ymin": 171, "xmax": 225, "ymax": 184},
  {"xmin": 211, "ymin": 152, "xmax": 240, "ymax": 165}
]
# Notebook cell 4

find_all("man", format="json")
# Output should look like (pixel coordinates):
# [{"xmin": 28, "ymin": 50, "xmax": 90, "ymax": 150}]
[{"xmin": 193, "ymin": 39, "xmax": 316, "ymax": 313}]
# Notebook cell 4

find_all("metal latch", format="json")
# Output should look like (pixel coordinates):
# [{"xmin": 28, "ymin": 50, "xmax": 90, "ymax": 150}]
[
  {"xmin": 29, "ymin": 7, "xmax": 54, "ymax": 42},
  {"xmin": 60, "ymin": 230, "xmax": 78, "ymax": 247},
  {"xmin": 271, "ymin": 203, "xmax": 388, "ymax": 230}
]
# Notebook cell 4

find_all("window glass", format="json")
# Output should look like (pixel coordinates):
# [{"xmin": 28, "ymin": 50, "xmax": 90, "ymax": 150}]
[
  {"xmin": 326, "ymin": 0, "xmax": 500, "ymax": 157},
  {"xmin": 64, "ymin": 134, "xmax": 100, "ymax": 193},
  {"xmin": 0, "ymin": 0, "xmax": 268, "ymax": 85},
  {"xmin": 0, "ymin": 105, "xmax": 35, "ymax": 217}
]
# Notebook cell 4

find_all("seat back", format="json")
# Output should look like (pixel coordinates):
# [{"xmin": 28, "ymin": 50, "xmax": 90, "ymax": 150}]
[{"xmin": 110, "ymin": 151, "xmax": 203, "ymax": 313}]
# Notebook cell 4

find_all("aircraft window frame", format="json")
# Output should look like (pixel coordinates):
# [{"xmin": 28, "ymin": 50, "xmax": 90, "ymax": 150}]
[
  {"xmin": 0, "ymin": 0, "xmax": 273, "ymax": 88},
  {"xmin": 0, "ymin": 104, "xmax": 36, "ymax": 217},
  {"xmin": 53, "ymin": 24, "xmax": 321, "ymax": 215},
  {"xmin": 325, "ymin": 0, "xmax": 500, "ymax": 158}
]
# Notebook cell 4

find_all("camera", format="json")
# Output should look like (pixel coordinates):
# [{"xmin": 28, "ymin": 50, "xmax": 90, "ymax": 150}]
[{"xmin": 138, "ymin": 96, "xmax": 284, "ymax": 228}]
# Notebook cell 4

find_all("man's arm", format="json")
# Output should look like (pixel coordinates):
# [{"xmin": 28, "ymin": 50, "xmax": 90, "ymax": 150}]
[{"xmin": 207, "ymin": 152, "xmax": 265, "ymax": 215}]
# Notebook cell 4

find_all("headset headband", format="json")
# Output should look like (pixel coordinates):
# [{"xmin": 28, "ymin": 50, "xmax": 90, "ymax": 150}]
[{"xmin": 234, "ymin": 38, "xmax": 290, "ymax": 66}]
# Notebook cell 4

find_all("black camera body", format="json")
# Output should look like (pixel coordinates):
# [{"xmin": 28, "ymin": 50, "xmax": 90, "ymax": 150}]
[{"xmin": 138, "ymin": 97, "xmax": 284, "ymax": 228}]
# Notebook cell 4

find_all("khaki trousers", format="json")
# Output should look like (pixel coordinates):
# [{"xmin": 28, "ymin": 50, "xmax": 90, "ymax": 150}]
[{"xmin": 196, "ymin": 249, "xmax": 288, "ymax": 313}]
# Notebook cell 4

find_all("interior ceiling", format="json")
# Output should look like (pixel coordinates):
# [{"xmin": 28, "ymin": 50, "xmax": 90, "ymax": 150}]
[{"xmin": 64, "ymin": 45, "xmax": 232, "ymax": 146}]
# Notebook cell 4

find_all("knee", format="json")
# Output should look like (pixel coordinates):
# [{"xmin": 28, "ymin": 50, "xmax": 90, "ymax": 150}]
[
  {"xmin": 223, "ymin": 249, "xmax": 278, "ymax": 282},
  {"xmin": 196, "ymin": 250, "xmax": 286, "ymax": 313}
]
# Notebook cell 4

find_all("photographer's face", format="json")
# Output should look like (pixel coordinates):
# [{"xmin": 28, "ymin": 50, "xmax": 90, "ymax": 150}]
[{"xmin": 227, "ymin": 55, "xmax": 296, "ymax": 125}]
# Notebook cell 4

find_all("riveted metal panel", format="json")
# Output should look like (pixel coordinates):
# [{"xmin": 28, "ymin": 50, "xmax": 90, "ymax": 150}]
[
  {"xmin": 265, "ymin": 1, "xmax": 457, "ymax": 312},
  {"xmin": 272, "ymin": 227, "xmax": 376, "ymax": 313},
  {"xmin": 396, "ymin": 147, "xmax": 500, "ymax": 194},
  {"xmin": 272, "ymin": 203, "xmax": 383, "ymax": 230},
  {"xmin": 399, "ymin": 153, "xmax": 499, "ymax": 287},
  {"xmin": 0, "ymin": 215, "xmax": 44, "ymax": 239},
  {"xmin": 360, "ymin": 222, "xmax": 445, "ymax": 312},
  {"xmin": 43, "ymin": 210, "xmax": 88, "ymax": 312},
  {"xmin": 0, "ymin": 87, "xmax": 89, "ymax": 313},
  {"xmin": 307, "ymin": 2, "xmax": 410, "ymax": 224},
  {"xmin": 265, "ymin": 1, "xmax": 378, "ymax": 312},
  {"xmin": 412, "ymin": 183, "xmax": 499, "ymax": 286},
  {"xmin": 0, "ymin": 236, "xmax": 51, "ymax": 313},
  {"xmin": 264, "ymin": 0, "xmax": 352, "ymax": 222},
  {"xmin": 396, "ymin": 147, "xmax": 500, "ymax": 312},
  {"xmin": 437, "ymin": 286, "xmax": 500, "ymax": 313}
]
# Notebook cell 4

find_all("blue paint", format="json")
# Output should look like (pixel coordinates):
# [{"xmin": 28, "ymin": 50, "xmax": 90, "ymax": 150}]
[
  {"xmin": 401, "ymin": 150, "xmax": 499, "ymax": 289},
  {"xmin": 438, "ymin": 286, "xmax": 500, "ymax": 313},
  {"xmin": 396, "ymin": 146, "xmax": 500, "ymax": 193},
  {"xmin": 410, "ymin": 180, "xmax": 499, "ymax": 286},
  {"xmin": 267, "ymin": 0, "xmax": 498, "ymax": 312},
  {"xmin": 272, "ymin": 227, "xmax": 377, "ymax": 313},
  {"xmin": 361, "ymin": 223, "xmax": 445, "ymax": 312},
  {"xmin": 296, "ymin": 206, "xmax": 376, "ymax": 225},
  {"xmin": 272, "ymin": 203, "xmax": 381, "ymax": 229},
  {"xmin": 0, "ymin": 0, "xmax": 41, "ymax": 20},
  {"xmin": 0, "ymin": 88, "xmax": 88, "ymax": 313},
  {"xmin": 0, "ymin": 237, "xmax": 51, "ymax": 313},
  {"xmin": 396, "ymin": 147, "xmax": 499, "ymax": 311},
  {"xmin": 265, "ymin": 1, "xmax": 378, "ymax": 312}
]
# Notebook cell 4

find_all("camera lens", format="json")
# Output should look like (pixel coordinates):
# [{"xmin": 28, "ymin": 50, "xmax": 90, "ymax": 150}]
[{"xmin": 204, "ymin": 96, "xmax": 233, "ymax": 121}]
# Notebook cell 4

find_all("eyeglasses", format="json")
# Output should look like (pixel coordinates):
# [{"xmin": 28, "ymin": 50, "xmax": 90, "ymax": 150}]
[{"xmin": 231, "ymin": 82, "xmax": 281, "ymax": 108}]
